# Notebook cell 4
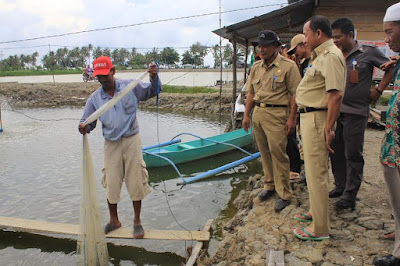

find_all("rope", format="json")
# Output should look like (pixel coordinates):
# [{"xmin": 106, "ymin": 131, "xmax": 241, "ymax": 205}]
[
  {"xmin": 1, "ymin": 102, "xmax": 78, "ymax": 121},
  {"xmin": 170, "ymin": 132, "xmax": 253, "ymax": 156},
  {"xmin": 151, "ymin": 61, "xmax": 195, "ymax": 258}
]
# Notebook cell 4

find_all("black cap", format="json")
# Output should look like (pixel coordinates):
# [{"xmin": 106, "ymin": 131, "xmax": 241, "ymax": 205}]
[{"xmin": 253, "ymin": 30, "xmax": 281, "ymax": 46}]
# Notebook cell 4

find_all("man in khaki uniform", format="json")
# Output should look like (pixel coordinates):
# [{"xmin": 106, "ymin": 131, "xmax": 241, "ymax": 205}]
[
  {"xmin": 243, "ymin": 30, "xmax": 301, "ymax": 212},
  {"xmin": 293, "ymin": 16, "xmax": 346, "ymax": 241}
]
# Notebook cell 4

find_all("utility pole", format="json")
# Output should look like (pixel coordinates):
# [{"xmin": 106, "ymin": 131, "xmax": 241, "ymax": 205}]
[
  {"xmin": 219, "ymin": 0, "xmax": 223, "ymax": 115},
  {"xmin": 49, "ymin": 44, "xmax": 55, "ymax": 85}
]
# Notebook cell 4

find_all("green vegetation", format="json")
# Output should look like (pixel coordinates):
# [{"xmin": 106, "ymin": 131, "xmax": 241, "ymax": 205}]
[
  {"xmin": 0, "ymin": 66, "xmax": 138, "ymax": 77},
  {"xmin": 162, "ymin": 85, "xmax": 218, "ymax": 94},
  {"xmin": 0, "ymin": 69, "xmax": 82, "ymax": 77},
  {"xmin": 0, "ymin": 42, "xmax": 249, "ymax": 72},
  {"xmin": 377, "ymin": 94, "xmax": 390, "ymax": 106}
]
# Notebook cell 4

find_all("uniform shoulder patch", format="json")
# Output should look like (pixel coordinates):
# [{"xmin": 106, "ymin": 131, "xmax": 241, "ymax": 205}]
[
  {"xmin": 361, "ymin": 43, "xmax": 376, "ymax": 48},
  {"xmin": 253, "ymin": 60, "xmax": 263, "ymax": 67},
  {"xmin": 281, "ymin": 57, "xmax": 296, "ymax": 66},
  {"xmin": 281, "ymin": 56, "xmax": 293, "ymax": 62},
  {"xmin": 360, "ymin": 44, "xmax": 378, "ymax": 53}
]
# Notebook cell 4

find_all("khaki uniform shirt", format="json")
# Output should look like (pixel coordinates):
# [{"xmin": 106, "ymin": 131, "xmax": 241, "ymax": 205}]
[
  {"xmin": 246, "ymin": 54, "xmax": 301, "ymax": 105},
  {"xmin": 296, "ymin": 39, "xmax": 346, "ymax": 109}
]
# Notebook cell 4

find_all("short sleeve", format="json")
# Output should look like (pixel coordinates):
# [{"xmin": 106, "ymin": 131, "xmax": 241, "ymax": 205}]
[
  {"xmin": 322, "ymin": 54, "xmax": 346, "ymax": 92},
  {"xmin": 370, "ymin": 46, "xmax": 389, "ymax": 68},
  {"xmin": 285, "ymin": 63, "xmax": 301, "ymax": 95},
  {"xmin": 245, "ymin": 67, "xmax": 256, "ymax": 94}
]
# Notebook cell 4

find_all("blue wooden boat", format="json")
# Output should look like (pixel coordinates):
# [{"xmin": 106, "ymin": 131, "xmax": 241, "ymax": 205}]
[{"xmin": 143, "ymin": 128, "xmax": 253, "ymax": 167}]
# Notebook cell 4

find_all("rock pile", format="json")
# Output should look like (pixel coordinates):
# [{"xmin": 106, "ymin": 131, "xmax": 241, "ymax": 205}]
[{"xmin": 199, "ymin": 128, "xmax": 394, "ymax": 266}]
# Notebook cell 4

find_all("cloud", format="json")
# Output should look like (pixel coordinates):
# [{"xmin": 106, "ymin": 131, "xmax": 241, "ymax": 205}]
[{"xmin": 0, "ymin": 0, "xmax": 285, "ymax": 66}]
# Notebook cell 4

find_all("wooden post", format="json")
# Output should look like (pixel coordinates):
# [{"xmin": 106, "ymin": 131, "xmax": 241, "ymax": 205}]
[
  {"xmin": 185, "ymin": 219, "xmax": 214, "ymax": 266},
  {"xmin": 244, "ymin": 39, "xmax": 249, "ymax": 83},
  {"xmin": 232, "ymin": 38, "xmax": 237, "ymax": 104},
  {"xmin": 266, "ymin": 246, "xmax": 285, "ymax": 266},
  {"xmin": 231, "ymin": 38, "xmax": 238, "ymax": 130}
]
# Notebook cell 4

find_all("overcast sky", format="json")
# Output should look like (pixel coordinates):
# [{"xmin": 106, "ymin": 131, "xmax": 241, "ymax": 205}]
[{"xmin": 0, "ymin": 0, "xmax": 287, "ymax": 66}]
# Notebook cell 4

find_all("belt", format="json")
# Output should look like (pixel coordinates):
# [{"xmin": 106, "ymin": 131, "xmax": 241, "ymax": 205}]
[
  {"xmin": 255, "ymin": 102, "xmax": 288, "ymax": 108},
  {"xmin": 298, "ymin": 107, "xmax": 328, "ymax": 113}
]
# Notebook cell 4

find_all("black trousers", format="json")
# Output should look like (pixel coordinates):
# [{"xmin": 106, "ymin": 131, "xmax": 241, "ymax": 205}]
[
  {"xmin": 330, "ymin": 113, "xmax": 369, "ymax": 201},
  {"xmin": 287, "ymin": 128, "xmax": 302, "ymax": 173}
]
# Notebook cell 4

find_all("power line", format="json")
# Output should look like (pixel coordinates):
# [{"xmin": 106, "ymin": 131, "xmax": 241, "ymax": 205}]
[
  {"xmin": 0, "ymin": 3, "xmax": 286, "ymax": 45},
  {"xmin": 2, "ymin": 44, "xmax": 222, "ymax": 51}
]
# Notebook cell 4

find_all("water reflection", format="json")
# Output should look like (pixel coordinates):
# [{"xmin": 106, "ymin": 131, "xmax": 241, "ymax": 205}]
[
  {"xmin": 0, "ymin": 231, "xmax": 185, "ymax": 265},
  {"xmin": 0, "ymin": 106, "xmax": 260, "ymax": 264}
]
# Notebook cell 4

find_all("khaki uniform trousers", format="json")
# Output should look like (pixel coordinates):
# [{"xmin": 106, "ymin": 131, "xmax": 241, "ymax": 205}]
[
  {"xmin": 252, "ymin": 106, "xmax": 292, "ymax": 200},
  {"xmin": 300, "ymin": 111, "xmax": 330, "ymax": 234}
]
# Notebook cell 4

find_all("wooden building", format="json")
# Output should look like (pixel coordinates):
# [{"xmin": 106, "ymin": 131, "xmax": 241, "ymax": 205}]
[{"xmin": 213, "ymin": 0, "xmax": 398, "ymax": 102}]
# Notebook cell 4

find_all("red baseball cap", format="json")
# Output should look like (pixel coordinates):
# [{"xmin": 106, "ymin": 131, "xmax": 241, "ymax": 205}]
[{"xmin": 92, "ymin": 56, "xmax": 113, "ymax": 77}]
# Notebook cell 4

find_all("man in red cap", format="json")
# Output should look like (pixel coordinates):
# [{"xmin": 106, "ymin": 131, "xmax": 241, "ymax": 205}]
[{"xmin": 78, "ymin": 56, "xmax": 160, "ymax": 238}]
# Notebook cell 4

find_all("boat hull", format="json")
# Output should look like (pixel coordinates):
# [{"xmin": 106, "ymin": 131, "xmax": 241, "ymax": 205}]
[{"xmin": 143, "ymin": 128, "xmax": 253, "ymax": 167}]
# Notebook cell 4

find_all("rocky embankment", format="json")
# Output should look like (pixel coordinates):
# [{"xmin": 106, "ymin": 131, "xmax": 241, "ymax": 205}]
[
  {"xmin": 198, "ymin": 127, "xmax": 394, "ymax": 266},
  {"xmin": 0, "ymin": 82, "xmax": 233, "ymax": 114}
]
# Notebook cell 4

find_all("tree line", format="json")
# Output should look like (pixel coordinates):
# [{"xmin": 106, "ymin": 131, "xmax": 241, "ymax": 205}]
[{"xmin": 0, "ymin": 42, "xmax": 248, "ymax": 71}]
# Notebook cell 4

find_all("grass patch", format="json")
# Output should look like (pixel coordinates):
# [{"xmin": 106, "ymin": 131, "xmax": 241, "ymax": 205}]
[
  {"xmin": 162, "ymin": 85, "xmax": 218, "ymax": 94},
  {"xmin": 0, "ymin": 67, "xmax": 144, "ymax": 77},
  {"xmin": 0, "ymin": 69, "xmax": 82, "ymax": 76},
  {"xmin": 377, "ymin": 94, "xmax": 390, "ymax": 106}
]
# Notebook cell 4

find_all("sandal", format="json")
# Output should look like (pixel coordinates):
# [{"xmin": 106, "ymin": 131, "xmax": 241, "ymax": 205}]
[
  {"xmin": 293, "ymin": 227, "xmax": 329, "ymax": 241},
  {"xmin": 133, "ymin": 225, "xmax": 145, "ymax": 239},
  {"xmin": 293, "ymin": 213, "xmax": 313, "ymax": 222},
  {"xmin": 104, "ymin": 223, "xmax": 121, "ymax": 234},
  {"xmin": 379, "ymin": 231, "xmax": 395, "ymax": 241}
]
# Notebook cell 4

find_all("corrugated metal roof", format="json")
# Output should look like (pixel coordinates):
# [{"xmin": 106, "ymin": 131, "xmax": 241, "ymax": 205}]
[{"xmin": 213, "ymin": 0, "xmax": 315, "ymax": 45}]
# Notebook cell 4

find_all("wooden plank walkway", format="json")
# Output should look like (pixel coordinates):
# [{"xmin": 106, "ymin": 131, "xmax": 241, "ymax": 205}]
[
  {"xmin": 0, "ymin": 216, "xmax": 210, "ymax": 241},
  {"xmin": 186, "ymin": 219, "xmax": 214, "ymax": 266}
]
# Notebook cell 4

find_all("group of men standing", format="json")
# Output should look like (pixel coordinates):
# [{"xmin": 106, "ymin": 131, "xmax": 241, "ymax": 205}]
[
  {"xmin": 243, "ymin": 2, "xmax": 400, "ymax": 265},
  {"xmin": 77, "ymin": 2, "xmax": 400, "ymax": 264}
]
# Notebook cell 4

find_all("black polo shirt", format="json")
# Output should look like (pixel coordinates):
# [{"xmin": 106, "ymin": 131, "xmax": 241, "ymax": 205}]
[{"xmin": 341, "ymin": 42, "xmax": 389, "ymax": 117}]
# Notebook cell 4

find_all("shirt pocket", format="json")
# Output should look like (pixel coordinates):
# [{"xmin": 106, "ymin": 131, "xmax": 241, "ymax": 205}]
[
  {"xmin": 121, "ymin": 94, "xmax": 135, "ymax": 114},
  {"xmin": 356, "ymin": 62, "xmax": 368, "ymax": 71},
  {"xmin": 251, "ymin": 77, "xmax": 262, "ymax": 93},
  {"xmin": 303, "ymin": 67, "xmax": 317, "ymax": 85},
  {"xmin": 273, "ymin": 75, "xmax": 285, "ymax": 91},
  {"xmin": 305, "ymin": 67, "xmax": 316, "ymax": 77}
]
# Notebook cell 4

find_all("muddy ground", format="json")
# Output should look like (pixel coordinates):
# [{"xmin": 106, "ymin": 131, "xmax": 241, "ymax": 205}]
[
  {"xmin": 0, "ymin": 82, "xmax": 234, "ymax": 114},
  {"xmin": 198, "ymin": 126, "xmax": 393, "ymax": 266},
  {"xmin": 0, "ymin": 81, "xmax": 393, "ymax": 265}
]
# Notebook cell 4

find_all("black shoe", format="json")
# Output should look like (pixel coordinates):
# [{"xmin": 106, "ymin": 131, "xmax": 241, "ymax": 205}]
[
  {"xmin": 373, "ymin": 255, "xmax": 400, "ymax": 266},
  {"xmin": 329, "ymin": 188, "xmax": 344, "ymax": 198},
  {"xmin": 274, "ymin": 197, "xmax": 291, "ymax": 212},
  {"xmin": 335, "ymin": 198, "xmax": 355, "ymax": 210},
  {"xmin": 258, "ymin": 190, "xmax": 275, "ymax": 201}
]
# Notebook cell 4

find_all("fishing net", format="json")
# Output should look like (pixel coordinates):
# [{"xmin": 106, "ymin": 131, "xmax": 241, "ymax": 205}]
[
  {"xmin": 77, "ymin": 135, "xmax": 109, "ymax": 265},
  {"xmin": 77, "ymin": 71, "xmax": 148, "ymax": 265}
]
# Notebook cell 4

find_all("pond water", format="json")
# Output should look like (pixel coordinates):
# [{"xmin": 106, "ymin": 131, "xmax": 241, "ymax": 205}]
[
  {"xmin": 0, "ymin": 106, "xmax": 261, "ymax": 265},
  {"xmin": 0, "ymin": 70, "xmax": 246, "ymax": 87}
]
